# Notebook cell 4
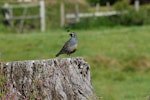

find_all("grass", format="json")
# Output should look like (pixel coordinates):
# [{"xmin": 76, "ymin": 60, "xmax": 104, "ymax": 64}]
[{"xmin": 0, "ymin": 25, "xmax": 150, "ymax": 99}]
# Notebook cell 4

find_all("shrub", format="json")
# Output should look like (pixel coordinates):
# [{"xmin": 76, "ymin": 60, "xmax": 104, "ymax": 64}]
[
  {"xmin": 117, "ymin": 8, "xmax": 150, "ymax": 26},
  {"xmin": 114, "ymin": 0, "xmax": 150, "ymax": 26},
  {"xmin": 114, "ymin": 0, "xmax": 130, "ymax": 11},
  {"xmin": 86, "ymin": 0, "xmax": 119, "ymax": 6},
  {"xmin": 68, "ymin": 16, "xmax": 118, "ymax": 29}
]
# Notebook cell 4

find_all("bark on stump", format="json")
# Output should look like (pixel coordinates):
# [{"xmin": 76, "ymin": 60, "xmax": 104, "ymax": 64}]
[{"xmin": 1, "ymin": 57, "xmax": 96, "ymax": 100}]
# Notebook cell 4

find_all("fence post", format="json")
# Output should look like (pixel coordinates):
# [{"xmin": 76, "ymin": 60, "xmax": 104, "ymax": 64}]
[
  {"xmin": 75, "ymin": 4, "xmax": 80, "ymax": 22},
  {"xmin": 3, "ymin": 3, "xmax": 14, "ymax": 27},
  {"xmin": 39, "ymin": 0, "xmax": 46, "ymax": 32},
  {"xmin": 60, "ymin": 2, "xmax": 65, "ymax": 27},
  {"xmin": 134, "ymin": 0, "xmax": 140, "ymax": 12},
  {"xmin": 106, "ymin": 2, "xmax": 110, "ymax": 11},
  {"xmin": 3, "ymin": 3, "xmax": 10, "ymax": 22},
  {"xmin": 95, "ymin": 3, "xmax": 100, "ymax": 13}
]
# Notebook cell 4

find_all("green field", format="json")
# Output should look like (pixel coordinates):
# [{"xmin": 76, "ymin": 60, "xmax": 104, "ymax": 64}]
[{"xmin": 0, "ymin": 25, "xmax": 150, "ymax": 99}]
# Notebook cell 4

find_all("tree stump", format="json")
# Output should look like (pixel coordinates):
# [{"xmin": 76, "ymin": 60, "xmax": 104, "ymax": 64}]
[{"xmin": 1, "ymin": 57, "xmax": 96, "ymax": 100}]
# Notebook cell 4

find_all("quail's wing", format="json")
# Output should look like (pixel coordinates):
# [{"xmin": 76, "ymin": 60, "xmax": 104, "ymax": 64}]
[{"xmin": 59, "ymin": 39, "xmax": 72, "ymax": 54}]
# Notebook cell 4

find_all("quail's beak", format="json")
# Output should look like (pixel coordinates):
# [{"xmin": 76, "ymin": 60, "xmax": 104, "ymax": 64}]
[{"xmin": 69, "ymin": 33, "xmax": 72, "ymax": 37}]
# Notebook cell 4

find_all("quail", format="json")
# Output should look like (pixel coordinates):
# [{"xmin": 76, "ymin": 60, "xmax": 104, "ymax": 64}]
[{"xmin": 56, "ymin": 32, "xmax": 78, "ymax": 57}]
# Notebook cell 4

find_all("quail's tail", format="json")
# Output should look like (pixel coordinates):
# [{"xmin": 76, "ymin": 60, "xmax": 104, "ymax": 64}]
[{"xmin": 56, "ymin": 52, "xmax": 60, "ymax": 57}]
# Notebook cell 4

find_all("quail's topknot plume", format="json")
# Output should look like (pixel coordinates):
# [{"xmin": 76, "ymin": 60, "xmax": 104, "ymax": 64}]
[{"xmin": 56, "ymin": 32, "xmax": 78, "ymax": 57}]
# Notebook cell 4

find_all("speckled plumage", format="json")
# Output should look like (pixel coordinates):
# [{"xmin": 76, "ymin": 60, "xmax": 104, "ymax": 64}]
[{"xmin": 56, "ymin": 32, "xmax": 78, "ymax": 57}]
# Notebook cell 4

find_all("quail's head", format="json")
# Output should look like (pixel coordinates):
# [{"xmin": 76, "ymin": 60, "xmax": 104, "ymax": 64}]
[{"xmin": 69, "ymin": 32, "xmax": 77, "ymax": 38}]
